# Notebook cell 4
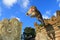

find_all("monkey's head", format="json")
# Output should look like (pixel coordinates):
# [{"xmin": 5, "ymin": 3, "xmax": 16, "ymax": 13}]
[{"xmin": 26, "ymin": 6, "xmax": 37, "ymax": 17}]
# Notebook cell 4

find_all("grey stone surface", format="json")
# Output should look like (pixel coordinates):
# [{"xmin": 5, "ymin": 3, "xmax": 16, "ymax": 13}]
[{"xmin": 0, "ymin": 18, "xmax": 22, "ymax": 40}]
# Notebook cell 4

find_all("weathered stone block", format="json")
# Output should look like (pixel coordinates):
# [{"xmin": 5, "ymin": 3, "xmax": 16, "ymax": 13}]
[
  {"xmin": 0, "ymin": 18, "xmax": 22, "ymax": 40},
  {"xmin": 34, "ymin": 10, "xmax": 60, "ymax": 40}
]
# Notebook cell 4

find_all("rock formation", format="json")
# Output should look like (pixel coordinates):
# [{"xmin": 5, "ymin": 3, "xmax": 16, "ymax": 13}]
[
  {"xmin": 34, "ymin": 11, "xmax": 60, "ymax": 40},
  {"xmin": 0, "ymin": 18, "xmax": 22, "ymax": 40}
]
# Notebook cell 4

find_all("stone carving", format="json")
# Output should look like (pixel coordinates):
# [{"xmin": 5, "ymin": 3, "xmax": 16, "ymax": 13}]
[
  {"xmin": 34, "ymin": 11, "xmax": 60, "ymax": 40},
  {"xmin": 26, "ymin": 6, "xmax": 45, "ymax": 25},
  {"xmin": 34, "ymin": 22, "xmax": 48, "ymax": 40},
  {"xmin": 0, "ymin": 18, "xmax": 22, "ymax": 40}
]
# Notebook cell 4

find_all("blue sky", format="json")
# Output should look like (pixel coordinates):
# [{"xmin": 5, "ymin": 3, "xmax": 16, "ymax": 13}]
[{"xmin": 0, "ymin": 0, "xmax": 60, "ymax": 32}]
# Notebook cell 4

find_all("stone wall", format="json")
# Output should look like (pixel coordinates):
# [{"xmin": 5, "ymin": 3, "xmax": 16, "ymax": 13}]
[
  {"xmin": 0, "ymin": 18, "xmax": 22, "ymax": 40},
  {"xmin": 34, "ymin": 11, "xmax": 60, "ymax": 40}
]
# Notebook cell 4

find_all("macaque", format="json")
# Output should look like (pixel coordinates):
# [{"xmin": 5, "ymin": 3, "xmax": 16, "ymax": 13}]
[{"xmin": 26, "ymin": 6, "xmax": 45, "ymax": 25}]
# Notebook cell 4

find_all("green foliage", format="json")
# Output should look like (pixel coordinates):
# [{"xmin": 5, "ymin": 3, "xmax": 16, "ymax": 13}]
[
  {"xmin": 39, "ymin": 24, "xmax": 44, "ymax": 27},
  {"xmin": 24, "ymin": 27, "xmax": 34, "ymax": 33},
  {"xmin": 23, "ymin": 27, "xmax": 36, "ymax": 40}
]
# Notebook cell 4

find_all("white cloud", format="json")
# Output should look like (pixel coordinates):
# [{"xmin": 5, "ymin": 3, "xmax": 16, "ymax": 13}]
[
  {"xmin": 3, "ymin": 0, "xmax": 30, "ymax": 8},
  {"xmin": 2, "ymin": 0, "xmax": 17, "ymax": 8},
  {"xmin": 10, "ymin": 16, "xmax": 20, "ymax": 21},
  {"xmin": 43, "ymin": 15, "xmax": 49, "ymax": 19},
  {"xmin": 57, "ymin": 0, "xmax": 60, "ymax": 8},
  {"xmin": 15, "ymin": 17, "xmax": 20, "ymax": 21},
  {"xmin": 45, "ymin": 10, "xmax": 51, "ymax": 15},
  {"xmin": 57, "ymin": 0, "xmax": 60, "ymax": 2},
  {"xmin": 19, "ymin": 0, "xmax": 30, "ymax": 8},
  {"xmin": 22, "ymin": 0, "xmax": 30, "ymax": 8},
  {"xmin": 42, "ymin": 10, "xmax": 51, "ymax": 19},
  {"xmin": 53, "ymin": 12, "xmax": 56, "ymax": 16},
  {"xmin": 59, "ymin": 3, "xmax": 60, "ymax": 7}
]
